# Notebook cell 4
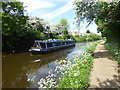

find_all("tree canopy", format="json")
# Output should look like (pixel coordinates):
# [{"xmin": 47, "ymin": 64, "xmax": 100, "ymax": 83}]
[
  {"xmin": 59, "ymin": 19, "xmax": 71, "ymax": 39},
  {"xmin": 1, "ymin": 1, "xmax": 73, "ymax": 52},
  {"xmin": 1, "ymin": 1, "xmax": 48, "ymax": 52},
  {"xmin": 2, "ymin": 1, "xmax": 28, "ymax": 36},
  {"xmin": 74, "ymin": 0, "xmax": 120, "ymax": 43}
]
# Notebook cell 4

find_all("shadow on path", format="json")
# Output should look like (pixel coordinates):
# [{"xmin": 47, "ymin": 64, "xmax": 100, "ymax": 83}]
[
  {"xmin": 89, "ymin": 42, "xmax": 120, "ymax": 89},
  {"xmin": 94, "ymin": 49, "xmax": 113, "ymax": 60},
  {"xmin": 96, "ymin": 75, "xmax": 120, "ymax": 88},
  {"xmin": 94, "ymin": 51, "xmax": 109, "ymax": 59}
]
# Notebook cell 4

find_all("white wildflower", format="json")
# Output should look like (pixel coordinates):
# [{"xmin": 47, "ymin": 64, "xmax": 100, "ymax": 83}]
[
  {"xmin": 55, "ymin": 66, "xmax": 59, "ymax": 71},
  {"xmin": 37, "ymin": 82, "xmax": 40, "ymax": 85},
  {"xmin": 75, "ymin": 81, "xmax": 78, "ymax": 83},
  {"xmin": 65, "ymin": 71, "xmax": 68, "ymax": 73},
  {"xmin": 57, "ymin": 71, "xmax": 59, "ymax": 73},
  {"xmin": 27, "ymin": 78, "xmax": 30, "ymax": 82},
  {"xmin": 74, "ymin": 71, "xmax": 80, "ymax": 76},
  {"xmin": 31, "ymin": 76, "xmax": 36, "ymax": 81},
  {"xmin": 48, "ymin": 69, "xmax": 52, "ymax": 74}
]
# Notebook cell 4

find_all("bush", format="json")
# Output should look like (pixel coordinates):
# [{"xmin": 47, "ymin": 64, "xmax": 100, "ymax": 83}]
[
  {"xmin": 73, "ymin": 36, "xmax": 86, "ymax": 42},
  {"xmin": 88, "ymin": 33, "xmax": 101, "ymax": 41},
  {"xmin": 73, "ymin": 33, "xmax": 101, "ymax": 43},
  {"xmin": 105, "ymin": 41, "xmax": 120, "ymax": 63}
]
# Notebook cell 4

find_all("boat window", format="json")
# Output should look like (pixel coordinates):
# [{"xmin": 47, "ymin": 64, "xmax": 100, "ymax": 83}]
[
  {"xmin": 33, "ymin": 42, "xmax": 39, "ymax": 47},
  {"xmin": 55, "ymin": 42, "xmax": 60, "ymax": 46},
  {"xmin": 47, "ymin": 43, "xmax": 53, "ymax": 47},
  {"xmin": 62, "ymin": 42, "xmax": 65, "ymax": 45},
  {"xmin": 52, "ymin": 43, "xmax": 56, "ymax": 47},
  {"xmin": 66, "ymin": 41, "xmax": 69, "ymax": 44},
  {"xmin": 71, "ymin": 41, "xmax": 73, "ymax": 43},
  {"xmin": 40, "ymin": 42, "xmax": 46, "ymax": 48}
]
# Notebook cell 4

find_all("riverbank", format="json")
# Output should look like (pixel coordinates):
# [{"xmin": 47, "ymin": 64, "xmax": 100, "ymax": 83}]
[
  {"xmin": 3, "ymin": 42, "xmax": 91, "ymax": 88},
  {"xmin": 73, "ymin": 33, "xmax": 101, "ymax": 43},
  {"xmin": 36, "ymin": 41, "xmax": 100, "ymax": 88},
  {"xmin": 57, "ymin": 41, "xmax": 101, "ymax": 88},
  {"xmin": 89, "ymin": 42, "xmax": 120, "ymax": 88}
]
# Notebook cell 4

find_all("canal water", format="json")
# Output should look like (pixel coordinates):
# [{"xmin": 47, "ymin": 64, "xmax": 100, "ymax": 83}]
[{"xmin": 2, "ymin": 42, "xmax": 91, "ymax": 88}]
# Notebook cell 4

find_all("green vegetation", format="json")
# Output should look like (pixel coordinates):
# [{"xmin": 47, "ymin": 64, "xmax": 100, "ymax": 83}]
[
  {"xmin": 74, "ymin": 0, "xmax": 120, "ymax": 61},
  {"xmin": 58, "ymin": 41, "xmax": 101, "ymax": 88},
  {"xmin": 58, "ymin": 19, "xmax": 72, "ymax": 39},
  {"xmin": 73, "ymin": 35, "xmax": 86, "ymax": 42},
  {"xmin": 105, "ymin": 42, "xmax": 120, "ymax": 63},
  {"xmin": 73, "ymin": 33, "xmax": 101, "ymax": 42},
  {"xmin": 88, "ymin": 33, "xmax": 101, "ymax": 41},
  {"xmin": 36, "ymin": 41, "xmax": 101, "ymax": 88},
  {"xmin": 1, "ymin": 1, "xmax": 72, "ymax": 53}
]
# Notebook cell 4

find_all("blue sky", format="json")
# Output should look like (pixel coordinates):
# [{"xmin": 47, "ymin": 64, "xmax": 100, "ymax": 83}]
[{"xmin": 20, "ymin": 0, "xmax": 99, "ymax": 34}]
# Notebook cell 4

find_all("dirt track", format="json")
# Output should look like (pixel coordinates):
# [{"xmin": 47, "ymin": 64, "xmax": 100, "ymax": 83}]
[{"xmin": 89, "ymin": 42, "xmax": 120, "ymax": 88}]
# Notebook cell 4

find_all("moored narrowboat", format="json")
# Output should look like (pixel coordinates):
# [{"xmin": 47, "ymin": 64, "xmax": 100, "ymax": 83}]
[{"xmin": 29, "ymin": 39, "xmax": 75, "ymax": 54}]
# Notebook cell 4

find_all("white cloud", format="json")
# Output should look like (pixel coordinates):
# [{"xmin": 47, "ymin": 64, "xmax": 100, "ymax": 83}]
[
  {"xmin": 40, "ymin": 0, "xmax": 75, "ymax": 20},
  {"xmin": 20, "ymin": 0, "xmax": 56, "ymax": 12}
]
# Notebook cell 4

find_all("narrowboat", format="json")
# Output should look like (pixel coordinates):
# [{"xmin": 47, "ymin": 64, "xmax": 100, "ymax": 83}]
[{"xmin": 29, "ymin": 39, "xmax": 75, "ymax": 54}]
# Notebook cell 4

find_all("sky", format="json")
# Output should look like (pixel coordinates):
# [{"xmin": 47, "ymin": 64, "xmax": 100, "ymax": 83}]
[{"xmin": 20, "ymin": 0, "xmax": 99, "ymax": 34}]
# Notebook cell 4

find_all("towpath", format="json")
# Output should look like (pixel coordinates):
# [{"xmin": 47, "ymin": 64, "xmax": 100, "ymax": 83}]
[{"xmin": 89, "ymin": 42, "xmax": 120, "ymax": 88}]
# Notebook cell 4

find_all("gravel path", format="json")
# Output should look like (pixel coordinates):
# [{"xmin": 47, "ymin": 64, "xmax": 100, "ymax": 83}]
[{"xmin": 89, "ymin": 42, "xmax": 120, "ymax": 88}]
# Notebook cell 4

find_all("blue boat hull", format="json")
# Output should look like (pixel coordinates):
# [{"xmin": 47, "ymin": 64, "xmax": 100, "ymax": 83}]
[{"xmin": 30, "ymin": 44, "xmax": 75, "ymax": 55}]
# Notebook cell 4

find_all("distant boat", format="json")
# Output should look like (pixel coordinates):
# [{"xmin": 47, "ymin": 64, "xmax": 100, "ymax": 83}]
[{"xmin": 29, "ymin": 39, "xmax": 75, "ymax": 54}]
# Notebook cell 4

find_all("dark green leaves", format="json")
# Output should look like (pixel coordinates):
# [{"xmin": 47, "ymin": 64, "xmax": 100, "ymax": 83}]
[{"xmin": 74, "ymin": 0, "xmax": 120, "ymax": 42}]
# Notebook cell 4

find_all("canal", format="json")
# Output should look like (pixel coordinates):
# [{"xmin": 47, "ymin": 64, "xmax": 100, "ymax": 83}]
[{"xmin": 2, "ymin": 42, "xmax": 92, "ymax": 88}]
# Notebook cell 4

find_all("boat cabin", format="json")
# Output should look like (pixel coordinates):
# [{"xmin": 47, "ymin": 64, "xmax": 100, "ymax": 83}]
[
  {"xmin": 29, "ymin": 39, "xmax": 75, "ymax": 54},
  {"xmin": 32, "ymin": 41, "xmax": 46, "ymax": 49}
]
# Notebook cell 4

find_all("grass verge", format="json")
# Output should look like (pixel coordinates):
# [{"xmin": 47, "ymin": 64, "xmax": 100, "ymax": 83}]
[
  {"xmin": 58, "ymin": 41, "xmax": 101, "ymax": 88},
  {"xmin": 105, "ymin": 41, "xmax": 120, "ymax": 63}
]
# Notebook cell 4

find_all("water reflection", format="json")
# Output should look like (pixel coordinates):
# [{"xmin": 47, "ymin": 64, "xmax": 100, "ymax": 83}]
[{"xmin": 2, "ymin": 43, "xmax": 88, "ymax": 88}]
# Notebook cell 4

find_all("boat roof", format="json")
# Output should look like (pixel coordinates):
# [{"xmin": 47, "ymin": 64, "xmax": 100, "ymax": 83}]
[{"xmin": 35, "ymin": 39, "xmax": 74, "ymax": 43}]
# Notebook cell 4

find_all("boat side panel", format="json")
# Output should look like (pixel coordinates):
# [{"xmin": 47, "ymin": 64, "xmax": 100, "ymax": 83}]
[{"xmin": 30, "ymin": 40, "xmax": 75, "ymax": 54}]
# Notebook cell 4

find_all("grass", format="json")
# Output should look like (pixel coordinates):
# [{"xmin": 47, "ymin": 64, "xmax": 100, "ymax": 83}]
[
  {"xmin": 57, "ymin": 41, "xmax": 101, "ymax": 88},
  {"xmin": 73, "ymin": 36, "xmax": 86, "ymax": 43},
  {"xmin": 73, "ymin": 33, "xmax": 102, "ymax": 43},
  {"xmin": 105, "ymin": 41, "xmax": 120, "ymax": 63},
  {"xmin": 36, "ymin": 41, "xmax": 102, "ymax": 88}
]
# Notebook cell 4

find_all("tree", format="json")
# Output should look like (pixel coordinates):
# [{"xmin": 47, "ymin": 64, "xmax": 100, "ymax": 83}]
[
  {"xmin": 2, "ymin": 1, "xmax": 29, "ymax": 52},
  {"xmin": 74, "ymin": 0, "xmax": 120, "ymax": 61},
  {"xmin": 59, "ymin": 19, "xmax": 71, "ymax": 39},
  {"xmin": 86, "ymin": 30, "xmax": 90, "ymax": 34},
  {"xmin": 2, "ymin": 1, "xmax": 47, "ymax": 52},
  {"xmin": 21, "ymin": 16, "xmax": 46, "ymax": 40},
  {"xmin": 88, "ymin": 33, "xmax": 101, "ymax": 41},
  {"xmin": 2, "ymin": 1, "xmax": 28, "ymax": 36},
  {"xmin": 74, "ymin": 0, "xmax": 120, "ymax": 43}
]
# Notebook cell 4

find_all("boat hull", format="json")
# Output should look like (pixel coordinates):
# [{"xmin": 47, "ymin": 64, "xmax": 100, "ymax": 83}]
[{"xmin": 30, "ymin": 44, "xmax": 75, "ymax": 55}]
